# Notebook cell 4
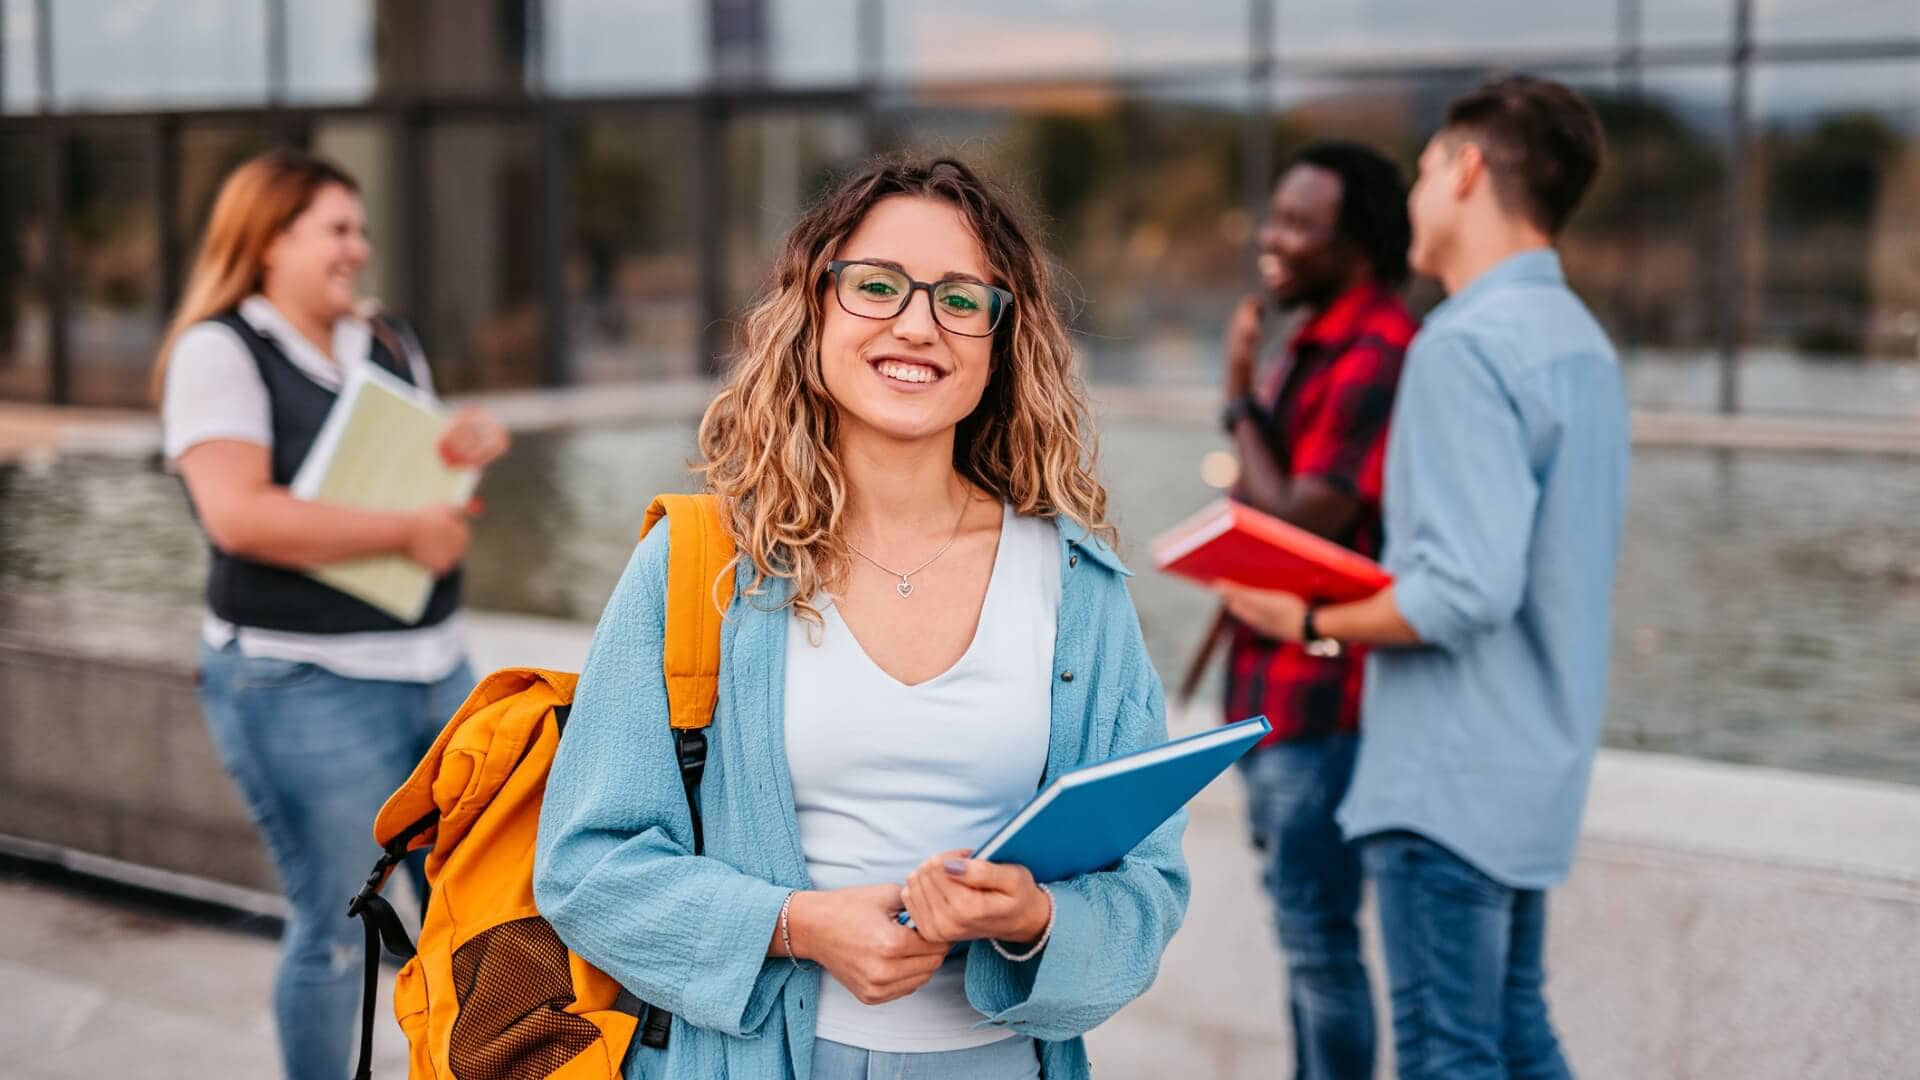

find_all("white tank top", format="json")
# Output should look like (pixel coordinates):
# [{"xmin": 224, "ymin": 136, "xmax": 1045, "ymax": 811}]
[{"xmin": 783, "ymin": 504, "xmax": 1059, "ymax": 1052}]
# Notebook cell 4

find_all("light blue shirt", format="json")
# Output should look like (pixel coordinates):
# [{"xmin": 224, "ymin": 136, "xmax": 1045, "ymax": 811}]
[
  {"xmin": 534, "ymin": 515, "xmax": 1189, "ymax": 1079},
  {"xmin": 1338, "ymin": 250, "xmax": 1630, "ymax": 889}
]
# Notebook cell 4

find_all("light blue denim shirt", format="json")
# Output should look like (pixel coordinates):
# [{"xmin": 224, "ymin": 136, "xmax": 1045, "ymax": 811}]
[
  {"xmin": 534, "ymin": 514, "xmax": 1190, "ymax": 1079},
  {"xmin": 1338, "ymin": 249, "xmax": 1630, "ymax": 889}
]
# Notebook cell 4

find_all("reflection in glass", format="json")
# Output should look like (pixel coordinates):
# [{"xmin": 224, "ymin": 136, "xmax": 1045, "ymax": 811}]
[
  {"xmin": 177, "ymin": 125, "xmax": 284, "ymax": 271},
  {"xmin": 1756, "ymin": 0, "xmax": 1920, "ymax": 44},
  {"xmin": 3, "ymin": 0, "xmax": 40, "ymax": 114},
  {"xmin": 286, "ymin": 0, "xmax": 375, "ymax": 103},
  {"xmin": 1574, "ymin": 68, "xmax": 1728, "ymax": 353},
  {"xmin": 50, "ymin": 0, "xmax": 266, "ymax": 109},
  {"xmin": 726, "ymin": 111, "xmax": 864, "ymax": 313},
  {"xmin": 566, "ymin": 111, "xmax": 701, "ymax": 381},
  {"xmin": 0, "ymin": 134, "xmax": 48, "ymax": 401},
  {"xmin": 63, "ymin": 129, "xmax": 160, "ymax": 406},
  {"xmin": 1752, "ymin": 62, "xmax": 1920, "ymax": 384},
  {"xmin": 770, "ymin": 0, "xmax": 860, "ymax": 85},
  {"xmin": 885, "ymin": 81, "xmax": 1250, "ymax": 384},
  {"xmin": 546, "ymin": 0, "xmax": 704, "ymax": 93},
  {"xmin": 373, "ymin": 0, "xmax": 528, "ymax": 97},
  {"xmin": 1639, "ymin": 0, "xmax": 1732, "ymax": 47},
  {"xmin": 1274, "ymin": 0, "xmax": 1614, "ymax": 62},
  {"xmin": 425, "ymin": 124, "xmax": 543, "ymax": 391},
  {"xmin": 882, "ymin": 0, "xmax": 1249, "ymax": 81}
]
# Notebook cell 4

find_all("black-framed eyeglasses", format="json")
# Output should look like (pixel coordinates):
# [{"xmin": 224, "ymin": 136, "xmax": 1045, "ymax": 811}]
[{"xmin": 826, "ymin": 259, "xmax": 1013, "ymax": 338}]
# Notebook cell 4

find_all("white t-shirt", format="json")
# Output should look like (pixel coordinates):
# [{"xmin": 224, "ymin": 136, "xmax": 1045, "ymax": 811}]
[
  {"xmin": 160, "ymin": 294, "xmax": 467, "ymax": 683},
  {"xmin": 784, "ymin": 504, "xmax": 1060, "ymax": 1053}
]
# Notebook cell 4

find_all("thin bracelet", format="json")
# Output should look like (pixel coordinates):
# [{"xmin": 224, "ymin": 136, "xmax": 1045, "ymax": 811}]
[
  {"xmin": 779, "ymin": 890, "xmax": 804, "ymax": 971},
  {"xmin": 992, "ymin": 884, "xmax": 1054, "ymax": 963}
]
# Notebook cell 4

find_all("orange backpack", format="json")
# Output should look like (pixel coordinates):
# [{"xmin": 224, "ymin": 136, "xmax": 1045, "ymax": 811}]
[{"xmin": 347, "ymin": 493, "xmax": 736, "ymax": 1079}]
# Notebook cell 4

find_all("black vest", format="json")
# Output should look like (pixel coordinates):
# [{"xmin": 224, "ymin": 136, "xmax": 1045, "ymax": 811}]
[{"xmin": 199, "ymin": 311, "xmax": 463, "ymax": 633}]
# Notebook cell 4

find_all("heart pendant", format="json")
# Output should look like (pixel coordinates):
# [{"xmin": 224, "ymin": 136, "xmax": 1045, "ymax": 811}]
[{"xmin": 896, "ymin": 579, "xmax": 914, "ymax": 598}]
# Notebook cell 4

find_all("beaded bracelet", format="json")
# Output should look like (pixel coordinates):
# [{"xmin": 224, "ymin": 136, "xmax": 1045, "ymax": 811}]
[
  {"xmin": 991, "ymin": 884, "xmax": 1054, "ymax": 963},
  {"xmin": 779, "ymin": 890, "xmax": 803, "ymax": 970}
]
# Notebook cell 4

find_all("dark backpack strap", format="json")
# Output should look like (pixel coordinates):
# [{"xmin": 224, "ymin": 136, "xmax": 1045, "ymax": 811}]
[
  {"xmin": 347, "ymin": 809, "xmax": 438, "ymax": 1080},
  {"xmin": 635, "ymin": 727, "xmax": 710, "ymax": 1051}
]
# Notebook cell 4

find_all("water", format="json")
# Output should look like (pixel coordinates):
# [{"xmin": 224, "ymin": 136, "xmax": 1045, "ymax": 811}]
[{"xmin": 2, "ymin": 419, "xmax": 1916, "ymax": 787}]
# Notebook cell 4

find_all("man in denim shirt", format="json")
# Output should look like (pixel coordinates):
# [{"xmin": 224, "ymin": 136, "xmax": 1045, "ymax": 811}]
[{"xmin": 1218, "ymin": 76, "xmax": 1628, "ymax": 1079}]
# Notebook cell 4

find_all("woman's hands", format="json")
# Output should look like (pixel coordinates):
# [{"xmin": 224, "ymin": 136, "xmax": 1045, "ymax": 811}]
[
  {"xmin": 776, "ymin": 856, "xmax": 1051, "ymax": 1008},
  {"xmin": 404, "ymin": 502, "xmax": 477, "ymax": 576},
  {"xmin": 901, "ymin": 851, "xmax": 1050, "ymax": 950},
  {"xmin": 783, "ymin": 885, "xmax": 950, "ymax": 1005},
  {"xmin": 1213, "ymin": 581, "xmax": 1309, "ymax": 643},
  {"xmin": 436, "ymin": 405, "xmax": 510, "ymax": 469}
]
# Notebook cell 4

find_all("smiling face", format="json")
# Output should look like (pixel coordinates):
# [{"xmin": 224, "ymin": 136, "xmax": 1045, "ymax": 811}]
[
  {"xmin": 261, "ymin": 182, "xmax": 369, "ymax": 323},
  {"xmin": 1256, "ymin": 162, "xmax": 1358, "ymax": 309},
  {"xmin": 817, "ymin": 194, "xmax": 1001, "ymax": 448}
]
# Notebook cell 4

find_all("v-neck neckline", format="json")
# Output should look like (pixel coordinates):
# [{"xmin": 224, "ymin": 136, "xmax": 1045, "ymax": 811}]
[{"xmin": 821, "ymin": 502, "xmax": 1010, "ymax": 690}]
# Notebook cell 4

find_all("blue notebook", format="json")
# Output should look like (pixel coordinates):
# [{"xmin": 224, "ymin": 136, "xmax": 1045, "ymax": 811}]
[{"xmin": 898, "ymin": 714, "xmax": 1271, "ymax": 924}]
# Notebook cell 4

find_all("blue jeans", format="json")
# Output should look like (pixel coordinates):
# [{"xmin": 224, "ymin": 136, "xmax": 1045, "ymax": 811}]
[
  {"xmin": 1360, "ymin": 832, "xmax": 1572, "ymax": 1080},
  {"xmin": 197, "ymin": 640, "xmax": 475, "ymax": 1080},
  {"xmin": 1238, "ymin": 735, "xmax": 1375, "ymax": 1079},
  {"xmin": 812, "ymin": 1037, "xmax": 1041, "ymax": 1079}
]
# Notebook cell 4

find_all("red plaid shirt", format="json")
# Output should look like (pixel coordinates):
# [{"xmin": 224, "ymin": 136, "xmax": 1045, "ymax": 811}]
[{"xmin": 1226, "ymin": 282, "xmax": 1415, "ymax": 746}]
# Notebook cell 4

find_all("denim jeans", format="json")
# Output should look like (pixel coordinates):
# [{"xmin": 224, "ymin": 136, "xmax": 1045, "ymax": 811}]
[
  {"xmin": 812, "ymin": 1036, "xmax": 1042, "ymax": 1079},
  {"xmin": 1238, "ymin": 735, "xmax": 1375, "ymax": 1079},
  {"xmin": 1360, "ymin": 831, "xmax": 1572, "ymax": 1080},
  {"xmin": 197, "ymin": 639, "xmax": 475, "ymax": 1080}
]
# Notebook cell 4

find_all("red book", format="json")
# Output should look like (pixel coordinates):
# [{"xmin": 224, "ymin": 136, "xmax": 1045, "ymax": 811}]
[{"xmin": 1152, "ymin": 498, "xmax": 1392, "ymax": 602}]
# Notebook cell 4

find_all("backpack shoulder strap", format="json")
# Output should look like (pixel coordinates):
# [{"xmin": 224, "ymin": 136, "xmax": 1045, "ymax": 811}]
[
  {"xmin": 632, "ymin": 494, "xmax": 736, "ymax": 1050},
  {"xmin": 640, "ymin": 492, "xmax": 736, "ymax": 733}
]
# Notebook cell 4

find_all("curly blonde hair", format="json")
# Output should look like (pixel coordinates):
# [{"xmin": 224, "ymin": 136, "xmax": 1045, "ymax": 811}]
[{"xmin": 697, "ymin": 156, "xmax": 1112, "ymax": 623}]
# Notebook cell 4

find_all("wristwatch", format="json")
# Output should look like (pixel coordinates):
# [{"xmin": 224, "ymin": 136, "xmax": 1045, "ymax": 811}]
[
  {"xmin": 1220, "ymin": 392, "xmax": 1264, "ymax": 434},
  {"xmin": 1302, "ymin": 605, "xmax": 1343, "ymax": 659}
]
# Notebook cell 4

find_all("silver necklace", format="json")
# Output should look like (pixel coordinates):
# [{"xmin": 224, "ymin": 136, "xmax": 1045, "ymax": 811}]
[{"xmin": 843, "ymin": 491, "xmax": 972, "ymax": 599}]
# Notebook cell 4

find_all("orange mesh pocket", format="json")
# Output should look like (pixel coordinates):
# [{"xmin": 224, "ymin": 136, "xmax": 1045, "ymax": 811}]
[{"xmin": 449, "ymin": 917, "xmax": 601, "ymax": 1079}]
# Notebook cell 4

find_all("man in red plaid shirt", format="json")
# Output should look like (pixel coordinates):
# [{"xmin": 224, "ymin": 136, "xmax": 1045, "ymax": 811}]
[{"xmin": 1219, "ymin": 142, "xmax": 1416, "ymax": 1080}]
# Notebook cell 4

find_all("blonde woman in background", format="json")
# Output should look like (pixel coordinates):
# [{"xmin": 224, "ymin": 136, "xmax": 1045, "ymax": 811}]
[{"xmin": 155, "ymin": 148, "xmax": 508, "ymax": 1080}]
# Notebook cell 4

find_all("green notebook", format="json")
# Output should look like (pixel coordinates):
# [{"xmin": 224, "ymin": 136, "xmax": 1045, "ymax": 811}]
[{"xmin": 288, "ymin": 365, "xmax": 479, "ymax": 624}]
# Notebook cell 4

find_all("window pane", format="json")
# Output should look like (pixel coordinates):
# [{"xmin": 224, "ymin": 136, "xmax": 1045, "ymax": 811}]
[
  {"xmin": 884, "ymin": 81, "xmax": 1251, "ymax": 386},
  {"xmin": 3, "ymin": 0, "xmax": 40, "ymax": 114},
  {"xmin": 176, "ymin": 125, "xmax": 283, "ymax": 274},
  {"xmin": 883, "ymin": 0, "xmax": 1251, "ymax": 82},
  {"xmin": 770, "ymin": 0, "xmax": 859, "ymax": 86},
  {"xmin": 374, "ymin": 0, "xmax": 529, "ymax": 97},
  {"xmin": 1756, "ymin": 0, "xmax": 1920, "ymax": 44},
  {"xmin": 567, "ymin": 110, "xmax": 702, "ymax": 381},
  {"xmin": 1746, "ymin": 61, "xmax": 1920, "ymax": 419},
  {"xmin": 286, "ymin": 0, "xmax": 375, "ymax": 103},
  {"xmin": 725, "ymin": 111, "xmax": 865, "ymax": 312},
  {"xmin": 424, "ymin": 123, "xmax": 543, "ymax": 391},
  {"xmin": 64, "ymin": 128, "xmax": 159, "ymax": 406},
  {"xmin": 1275, "ymin": 0, "xmax": 1616, "ymax": 63},
  {"xmin": 0, "ymin": 134, "xmax": 49, "ymax": 400},
  {"xmin": 547, "ymin": 0, "xmax": 705, "ymax": 93},
  {"xmin": 51, "ymin": 0, "xmax": 266, "ymax": 110},
  {"xmin": 1577, "ymin": 69, "xmax": 1732, "ymax": 413},
  {"xmin": 1641, "ymin": 0, "xmax": 1732, "ymax": 48}
]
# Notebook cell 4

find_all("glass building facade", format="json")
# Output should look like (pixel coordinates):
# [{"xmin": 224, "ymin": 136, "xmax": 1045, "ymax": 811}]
[{"xmin": 2, "ymin": 0, "xmax": 1917, "ymax": 415}]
